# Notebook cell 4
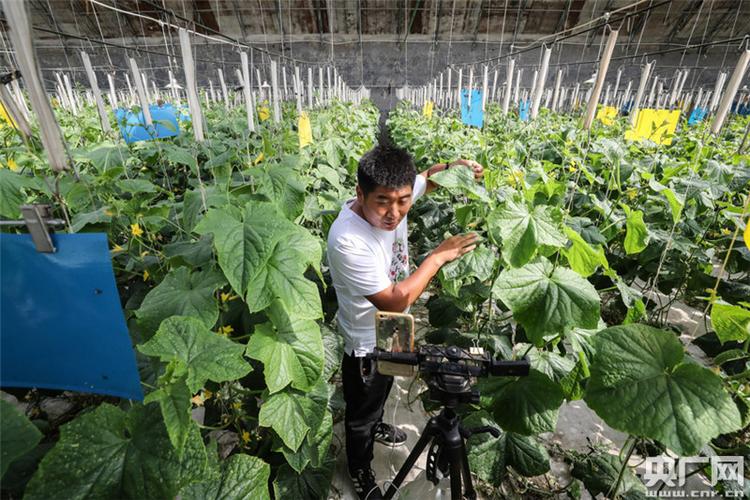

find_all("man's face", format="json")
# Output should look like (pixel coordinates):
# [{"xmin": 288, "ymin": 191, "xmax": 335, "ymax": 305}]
[{"xmin": 356, "ymin": 184, "xmax": 413, "ymax": 231}]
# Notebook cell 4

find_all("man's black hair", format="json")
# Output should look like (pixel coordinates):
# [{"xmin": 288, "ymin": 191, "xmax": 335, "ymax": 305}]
[{"xmin": 357, "ymin": 120, "xmax": 416, "ymax": 197}]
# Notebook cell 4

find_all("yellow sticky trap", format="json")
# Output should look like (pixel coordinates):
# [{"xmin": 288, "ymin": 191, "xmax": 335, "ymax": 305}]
[
  {"xmin": 258, "ymin": 106, "xmax": 270, "ymax": 121},
  {"xmin": 596, "ymin": 106, "xmax": 618, "ymax": 125},
  {"xmin": 0, "ymin": 102, "xmax": 17, "ymax": 129},
  {"xmin": 744, "ymin": 219, "xmax": 749, "ymax": 250},
  {"xmin": 625, "ymin": 109, "xmax": 681, "ymax": 145},
  {"xmin": 423, "ymin": 100, "xmax": 434, "ymax": 118},
  {"xmin": 298, "ymin": 112, "xmax": 312, "ymax": 149}
]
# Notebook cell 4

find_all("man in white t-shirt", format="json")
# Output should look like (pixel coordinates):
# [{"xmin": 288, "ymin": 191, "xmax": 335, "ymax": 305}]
[{"xmin": 327, "ymin": 139, "xmax": 483, "ymax": 499}]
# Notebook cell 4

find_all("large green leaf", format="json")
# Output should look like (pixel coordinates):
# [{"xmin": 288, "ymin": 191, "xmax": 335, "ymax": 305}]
[
  {"xmin": 258, "ymin": 390, "xmax": 312, "ymax": 451},
  {"xmin": 82, "ymin": 142, "xmax": 130, "ymax": 171},
  {"xmin": 70, "ymin": 206, "xmax": 112, "ymax": 233},
  {"xmin": 711, "ymin": 301, "xmax": 750, "ymax": 344},
  {"xmin": 136, "ymin": 267, "xmax": 224, "ymax": 333},
  {"xmin": 464, "ymin": 411, "xmax": 549, "ymax": 486},
  {"xmin": 478, "ymin": 370, "xmax": 564, "ymax": 435},
  {"xmin": 321, "ymin": 323, "xmax": 344, "ymax": 381},
  {"xmin": 428, "ymin": 164, "xmax": 490, "ymax": 202},
  {"xmin": 492, "ymin": 257, "xmax": 600, "ymax": 344},
  {"xmin": 571, "ymin": 451, "xmax": 646, "ymax": 499},
  {"xmin": 0, "ymin": 169, "xmax": 32, "ymax": 218},
  {"xmin": 439, "ymin": 245, "xmax": 496, "ymax": 282},
  {"xmin": 181, "ymin": 454, "xmax": 270, "ymax": 500},
  {"xmin": 138, "ymin": 316, "xmax": 252, "ymax": 393},
  {"xmin": 621, "ymin": 205, "xmax": 649, "ymax": 254},
  {"xmin": 562, "ymin": 226, "xmax": 609, "ymax": 277},
  {"xmin": 0, "ymin": 399, "xmax": 42, "ymax": 479},
  {"xmin": 584, "ymin": 324, "xmax": 742, "ymax": 455},
  {"xmin": 143, "ymin": 362, "xmax": 192, "ymax": 453},
  {"xmin": 24, "ymin": 403, "xmax": 206, "ymax": 500},
  {"xmin": 246, "ymin": 301, "xmax": 324, "ymax": 394},
  {"xmin": 272, "ymin": 457, "xmax": 335, "ymax": 500},
  {"xmin": 277, "ymin": 411, "xmax": 333, "ymax": 473},
  {"xmin": 194, "ymin": 202, "xmax": 282, "ymax": 297},
  {"xmin": 195, "ymin": 202, "xmax": 322, "ymax": 318},
  {"xmin": 250, "ymin": 157, "xmax": 306, "ymax": 219},
  {"xmin": 489, "ymin": 199, "xmax": 567, "ymax": 267}
]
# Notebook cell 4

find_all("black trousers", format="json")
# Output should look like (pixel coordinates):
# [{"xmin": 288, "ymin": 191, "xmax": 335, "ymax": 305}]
[{"xmin": 342, "ymin": 353, "xmax": 394, "ymax": 473}]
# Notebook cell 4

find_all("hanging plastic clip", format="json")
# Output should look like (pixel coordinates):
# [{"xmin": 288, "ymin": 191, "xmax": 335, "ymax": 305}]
[
  {"xmin": 0, "ymin": 204, "xmax": 65, "ymax": 253},
  {"xmin": 0, "ymin": 70, "xmax": 22, "ymax": 85}
]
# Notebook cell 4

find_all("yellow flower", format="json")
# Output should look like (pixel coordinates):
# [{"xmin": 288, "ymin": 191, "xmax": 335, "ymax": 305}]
[
  {"xmin": 721, "ymin": 228, "xmax": 731, "ymax": 236},
  {"xmin": 506, "ymin": 169, "xmax": 524, "ymax": 185},
  {"xmin": 7, "ymin": 158, "xmax": 17, "ymax": 171},
  {"xmin": 143, "ymin": 270, "xmax": 150, "ymax": 281},
  {"xmin": 258, "ymin": 106, "xmax": 270, "ymax": 121},
  {"xmin": 111, "ymin": 244, "xmax": 124, "ymax": 253},
  {"xmin": 232, "ymin": 401, "xmax": 242, "ymax": 410},
  {"xmin": 140, "ymin": 250, "xmax": 149, "ymax": 257},
  {"xmin": 218, "ymin": 325, "xmax": 234, "ymax": 336},
  {"xmin": 221, "ymin": 292, "xmax": 239, "ymax": 303},
  {"xmin": 253, "ymin": 152, "xmax": 265, "ymax": 165},
  {"xmin": 626, "ymin": 188, "xmax": 638, "ymax": 200},
  {"xmin": 202, "ymin": 389, "xmax": 213, "ymax": 400},
  {"xmin": 241, "ymin": 431, "xmax": 251, "ymax": 444},
  {"xmin": 130, "ymin": 223, "xmax": 143, "ymax": 237},
  {"xmin": 104, "ymin": 209, "xmax": 113, "ymax": 217},
  {"xmin": 568, "ymin": 164, "xmax": 577, "ymax": 173}
]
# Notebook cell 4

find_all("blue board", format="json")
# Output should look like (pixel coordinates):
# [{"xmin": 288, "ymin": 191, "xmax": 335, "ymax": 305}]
[
  {"xmin": 519, "ymin": 99, "xmax": 530, "ymax": 121},
  {"xmin": 460, "ymin": 89, "xmax": 484, "ymax": 128},
  {"xmin": 115, "ymin": 103, "xmax": 180, "ymax": 144},
  {"xmin": 0, "ymin": 233, "xmax": 143, "ymax": 400},
  {"xmin": 688, "ymin": 107, "xmax": 708, "ymax": 126}
]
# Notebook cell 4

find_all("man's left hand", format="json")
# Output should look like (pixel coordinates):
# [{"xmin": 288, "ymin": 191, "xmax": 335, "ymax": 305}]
[{"xmin": 452, "ymin": 159, "xmax": 484, "ymax": 180}]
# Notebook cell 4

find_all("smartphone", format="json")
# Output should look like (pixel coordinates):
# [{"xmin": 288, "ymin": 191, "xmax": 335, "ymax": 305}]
[{"xmin": 375, "ymin": 311, "xmax": 417, "ymax": 377}]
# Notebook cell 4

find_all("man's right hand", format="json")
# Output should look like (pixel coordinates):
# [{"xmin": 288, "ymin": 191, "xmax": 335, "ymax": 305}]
[{"xmin": 431, "ymin": 233, "xmax": 479, "ymax": 266}]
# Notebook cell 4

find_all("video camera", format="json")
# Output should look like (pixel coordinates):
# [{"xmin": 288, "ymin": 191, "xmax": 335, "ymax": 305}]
[{"xmin": 367, "ymin": 344, "xmax": 529, "ymax": 408}]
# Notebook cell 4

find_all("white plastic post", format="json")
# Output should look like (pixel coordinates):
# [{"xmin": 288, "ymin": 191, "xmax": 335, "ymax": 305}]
[
  {"xmin": 326, "ymin": 66, "xmax": 331, "ymax": 103},
  {"xmin": 0, "ymin": 84, "xmax": 32, "ymax": 140},
  {"xmin": 648, "ymin": 75, "xmax": 659, "ymax": 107},
  {"xmin": 447, "ymin": 68, "xmax": 452, "ymax": 108},
  {"xmin": 307, "ymin": 67, "xmax": 313, "ymax": 108},
  {"xmin": 271, "ymin": 59, "xmax": 281, "ymax": 123},
  {"xmin": 318, "ymin": 67, "xmax": 324, "ymax": 106},
  {"xmin": 240, "ymin": 51, "xmax": 256, "ymax": 133},
  {"xmin": 571, "ymin": 83, "xmax": 579, "ymax": 111},
  {"xmin": 514, "ymin": 68, "xmax": 522, "ymax": 105},
  {"xmin": 622, "ymin": 80, "xmax": 632, "ymax": 109},
  {"xmin": 583, "ymin": 30, "xmax": 617, "ymax": 130},
  {"xmin": 129, "ymin": 58, "xmax": 152, "ymax": 125},
  {"xmin": 2, "ymin": 0, "xmax": 68, "ymax": 170},
  {"xmin": 106, "ymin": 73, "xmax": 118, "ymax": 109},
  {"xmin": 710, "ymin": 71, "xmax": 726, "ymax": 111},
  {"xmin": 482, "ymin": 65, "xmax": 489, "ymax": 111},
  {"xmin": 531, "ymin": 46, "xmax": 552, "ymax": 119},
  {"xmin": 80, "ymin": 51, "xmax": 111, "ymax": 133},
  {"xmin": 63, "ymin": 73, "xmax": 78, "ymax": 115},
  {"xmin": 630, "ymin": 62, "xmax": 653, "ymax": 125},
  {"xmin": 208, "ymin": 80, "xmax": 216, "ymax": 103},
  {"xmin": 613, "ymin": 67, "xmax": 622, "ymax": 103},
  {"xmin": 491, "ymin": 69, "xmax": 498, "ymax": 102},
  {"xmin": 295, "ymin": 66, "xmax": 302, "ymax": 114},
  {"xmin": 124, "ymin": 72, "xmax": 134, "ymax": 100},
  {"xmin": 693, "ymin": 87, "xmax": 703, "ymax": 111},
  {"xmin": 530, "ymin": 69, "xmax": 538, "ymax": 104},
  {"xmin": 676, "ymin": 69, "xmax": 689, "ymax": 103},
  {"xmin": 216, "ymin": 69, "xmax": 227, "ymax": 108},
  {"xmin": 711, "ymin": 49, "xmax": 750, "ymax": 135},
  {"xmin": 141, "ymin": 72, "xmax": 150, "ymax": 103},
  {"xmin": 439, "ymin": 72, "xmax": 444, "ymax": 106},
  {"xmin": 178, "ymin": 28, "xmax": 205, "ymax": 141},
  {"xmin": 502, "ymin": 59, "xmax": 514, "ymax": 114},
  {"xmin": 668, "ymin": 70, "xmax": 681, "ymax": 107},
  {"xmin": 551, "ymin": 68, "xmax": 562, "ymax": 112},
  {"xmin": 456, "ymin": 68, "xmax": 462, "ymax": 109}
]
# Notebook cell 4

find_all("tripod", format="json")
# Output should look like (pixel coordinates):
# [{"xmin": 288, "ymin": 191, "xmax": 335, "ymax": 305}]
[
  {"xmin": 383, "ymin": 373, "xmax": 501, "ymax": 500},
  {"xmin": 368, "ymin": 345, "xmax": 529, "ymax": 500}
]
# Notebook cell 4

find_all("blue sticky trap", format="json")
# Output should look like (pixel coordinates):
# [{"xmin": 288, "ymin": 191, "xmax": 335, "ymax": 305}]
[
  {"xmin": 460, "ymin": 89, "xmax": 484, "ymax": 128},
  {"xmin": 519, "ymin": 99, "xmax": 530, "ymax": 121},
  {"xmin": 621, "ymin": 100, "xmax": 634, "ymax": 115},
  {"xmin": 115, "ymin": 103, "xmax": 180, "ymax": 144},
  {"xmin": 688, "ymin": 107, "xmax": 708, "ymax": 126},
  {"xmin": 0, "ymin": 233, "xmax": 143, "ymax": 400}
]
